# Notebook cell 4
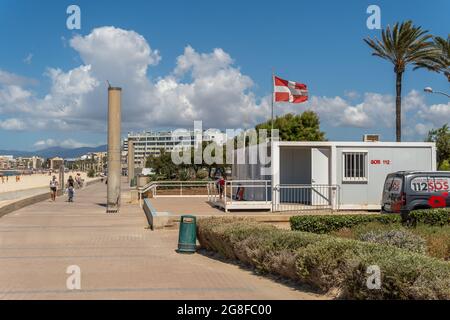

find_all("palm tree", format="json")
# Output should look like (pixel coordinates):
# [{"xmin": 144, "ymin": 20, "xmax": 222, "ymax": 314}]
[
  {"xmin": 364, "ymin": 21, "xmax": 439, "ymax": 142},
  {"xmin": 415, "ymin": 35, "xmax": 450, "ymax": 82}
]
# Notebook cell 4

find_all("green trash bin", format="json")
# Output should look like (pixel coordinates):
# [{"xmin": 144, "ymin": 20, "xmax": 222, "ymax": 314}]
[{"xmin": 178, "ymin": 215, "xmax": 197, "ymax": 253}]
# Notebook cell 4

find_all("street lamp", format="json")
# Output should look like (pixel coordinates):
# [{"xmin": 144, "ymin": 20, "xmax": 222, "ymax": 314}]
[{"xmin": 424, "ymin": 87, "xmax": 450, "ymax": 98}]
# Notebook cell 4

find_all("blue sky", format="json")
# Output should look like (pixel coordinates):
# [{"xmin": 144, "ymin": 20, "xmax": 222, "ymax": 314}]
[{"xmin": 0, "ymin": 0, "xmax": 449, "ymax": 150}]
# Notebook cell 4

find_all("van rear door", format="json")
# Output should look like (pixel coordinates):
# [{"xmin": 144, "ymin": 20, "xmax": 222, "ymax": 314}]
[
  {"xmin": 389, "ymin": 176, "xmax": 404, "ymax": 212},
  {"xmin": 382, "ymin": 174, "xmax": 403, "ymax": 212},
  {"xmin": 382, "ymin": 174, "xmax": 394, "ymax": 210}
]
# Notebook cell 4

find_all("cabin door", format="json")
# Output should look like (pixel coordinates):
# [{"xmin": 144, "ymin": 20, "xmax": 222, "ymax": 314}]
[{"xmin": 311, "ymin": 148, "xmax": 330, "ymax": 205}]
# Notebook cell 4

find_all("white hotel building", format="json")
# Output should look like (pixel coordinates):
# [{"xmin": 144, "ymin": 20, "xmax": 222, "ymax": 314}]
[{"xmin": 123, "ymin": 129, "xmax": 226, "ymax": 168}]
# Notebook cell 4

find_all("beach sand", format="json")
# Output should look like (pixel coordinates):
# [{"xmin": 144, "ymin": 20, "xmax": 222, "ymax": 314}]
[{"xmin": 0, "ymin": 172, "xmax": 95, "ymax": 193}]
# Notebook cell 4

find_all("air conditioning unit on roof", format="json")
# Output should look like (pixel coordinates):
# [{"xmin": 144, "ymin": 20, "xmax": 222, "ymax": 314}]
[{"xmin": 363, "ymin": 134, "xmax": 380, "ymax": 142}]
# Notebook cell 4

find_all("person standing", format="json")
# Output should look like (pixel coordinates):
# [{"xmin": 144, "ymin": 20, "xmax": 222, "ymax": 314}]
[
  {"xmin": 218, "ymin": 176, "xmax": 225, "ymax": 199},
  {"xmin": 49, "ymin": 175, "xmax": 58, "ymax": 201},
  {"xmin": 67, "ymin": 175, "xmax": 75, "ymax": 202}
]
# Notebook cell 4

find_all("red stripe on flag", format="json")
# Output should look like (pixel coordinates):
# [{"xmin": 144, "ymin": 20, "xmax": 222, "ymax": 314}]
[
  {"xmin": 274, "ymin": 76, "xmax": 288, "ymax": 86},
  {"xmin": 275, "ymin": 92, "xmax": 290, "ymax": 102},
  {"xmin": 292, "ymin": 95, "xmax": 308, "ymax": 103},
  {"xmin": 294, "ymin": 83, "xmax": 307, "ymax": 90}
]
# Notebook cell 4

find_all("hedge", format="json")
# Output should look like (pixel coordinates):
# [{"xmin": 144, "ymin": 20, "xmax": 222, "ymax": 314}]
[
  {"xmin": 408, "ymin": 208, "xmax": 450, "ymax": 227},
  {"xmin": 197, "ymin": 217, "xmax": 450, "ymax": 299},
  {"xmin": 290, "ymin": 214, "xmax": 401, "ymax": 234}
]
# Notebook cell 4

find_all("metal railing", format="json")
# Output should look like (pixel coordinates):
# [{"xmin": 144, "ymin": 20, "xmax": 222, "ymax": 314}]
[
  {"xmin": 273, "ymin": 184, "xmax": 340, "ymax": 211},
  {"xmin": 137, "ymin": 180, "xmax": 210, "ymax": 207},
  {"xmin": 139, "ymin": 180, "xmax": 209, "ymax": 197},
  {"xmin": 208, "ymin": 180, "xmax": 272, "ymax": 208},
  {"xmin": 138, "ymin": 180, "xmax": 340, "ymax": 212}
]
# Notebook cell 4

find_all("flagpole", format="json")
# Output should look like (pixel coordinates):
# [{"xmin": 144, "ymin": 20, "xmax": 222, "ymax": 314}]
[
  {"xmin": 271, "ymin": 70, "xmax": 274, "ymax": 137},
  {"xmin": 270, "ymin": 69, "xmax": 274, "ymax": 213}
]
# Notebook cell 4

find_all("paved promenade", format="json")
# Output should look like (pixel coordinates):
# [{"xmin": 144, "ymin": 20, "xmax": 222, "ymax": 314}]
[
  {"xmin": 0, "ymin": 181, "xmax": 322, "ymax": 300},
  {"xmin": 0, "ymin": 187, "xmax": 48, "ymax": 202}
]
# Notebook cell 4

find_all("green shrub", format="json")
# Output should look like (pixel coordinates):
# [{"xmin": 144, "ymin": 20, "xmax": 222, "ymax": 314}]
[
  {"xmin": 87, "ymin": 168, "xmax": 95, "ymax": 178},
  {"xmin": 297, "ymin": 238, "xmax": 450, "ymax": 299},
  {"xmin": 358, "ymin": 229, "xmax": 427, "ymax": 254},
  {"xmin": 290, "ymin": 214, "xmax": 401, "ymax": 234},
  {"xmin": 439, "ymin": 159, "xmax": 450, "ymax": 171},
  {"xmin": 197, "ymin": 218, "xmax": 450, "ymax": 299},
  {"xmin": 197, "ymin": 217, "xmax": 323, "ymax": 279},
  {"xmin": 408, "ymin": 208, "xmax": 450, "ymax": 227},
  {"xmin": 195, "ymin": 170, "xmax": 209, "ymax": 180}
]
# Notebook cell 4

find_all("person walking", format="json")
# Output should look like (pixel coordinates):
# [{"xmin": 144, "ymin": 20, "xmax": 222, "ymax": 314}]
[
  {"xmin": 75, "ymin": 173, "xmax": 82, "ymax": 188},
  {"xmin": 218, "ymin": 175, "xmax": 225, "ymax": 199},
  {"xmin": 67, "ymin": 175, "xmax": 75, "ymax": 202},
  {"xmin": 49, "ymin": 175, "xmax": 58, "ymax": 201}
]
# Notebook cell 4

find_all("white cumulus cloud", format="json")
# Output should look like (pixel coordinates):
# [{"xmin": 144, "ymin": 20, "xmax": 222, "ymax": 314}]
[
  {"xmin": 0, "ymin": 118, "xmax": 26, "ymax": 130},
  {"xmin": 34, "ymin": 138, "xmax": 95, "ymax": 149}
]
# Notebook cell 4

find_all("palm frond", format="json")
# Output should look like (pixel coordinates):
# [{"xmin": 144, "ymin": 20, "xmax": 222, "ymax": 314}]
[{"xmin": 364, "ymin": 20, "xmax": 437, "ymax": 73}]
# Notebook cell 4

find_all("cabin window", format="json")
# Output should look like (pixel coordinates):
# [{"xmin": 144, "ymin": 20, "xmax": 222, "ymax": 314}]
[{"xmin": 343, "ymin": 152, "xmax": 368, "ymax": 182}]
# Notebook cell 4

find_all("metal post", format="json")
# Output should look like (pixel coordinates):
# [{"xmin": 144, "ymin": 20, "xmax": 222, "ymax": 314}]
[
  {"xmin": 265, "ymin": 180, "xmax": 268, "ymax": 204},
  {"xmin": 127, "ymin": 139, "xmax": 135, "ymax": 183}
]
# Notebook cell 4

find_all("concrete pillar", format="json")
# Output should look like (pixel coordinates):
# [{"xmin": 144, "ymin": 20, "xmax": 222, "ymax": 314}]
[
  {"xmin": 127, "ymin": 140, "xmax": 135, "ymax": 183},
  {"xmin": 107, "ymin": 87, "xmax": 122, "ymax": 212},
  {"xmin": 59, "ymin": 165, "xmax": 65, "ymax": 191}
]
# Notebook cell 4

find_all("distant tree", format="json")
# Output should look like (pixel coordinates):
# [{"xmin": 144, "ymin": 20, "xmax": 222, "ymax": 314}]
[
  {"xmin": 145, "ymin": 149, "xmax": 178, "ymax": 179},
  {"xmin": 187, "ymin": 141, "xmax": 229, "ymax": 179},
  {"xmin": 426, "ymin": 124, "xmax": 450, "ymax": 170},
  {"xmin": 364, "ymin": 21, "xmax": 439, "ymax": 142},
  {"xmin": 145, "ymin": 142, "xmax": 231, "ymax": 181},
  {"xmin": 255, "ymin": 111, "xmax": 326, "ymax": 141}
]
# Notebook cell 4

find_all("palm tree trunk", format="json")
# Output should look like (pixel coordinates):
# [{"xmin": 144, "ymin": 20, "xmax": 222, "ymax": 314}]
[{"xmin": 395, "ymin": 72, "xmax": 403, "ymax": 142}]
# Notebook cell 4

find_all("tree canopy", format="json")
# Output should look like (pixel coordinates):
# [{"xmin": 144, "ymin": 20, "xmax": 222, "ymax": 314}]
[
  {"xmin": 426, "ymin": 124, "xmax": 450, "ymax": 170},
  {"xmin": 255, "ymin": 111, "xmax": 325, "ymax": 141}
]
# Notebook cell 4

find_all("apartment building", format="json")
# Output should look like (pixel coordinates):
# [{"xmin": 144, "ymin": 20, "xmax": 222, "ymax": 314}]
[
  {"xmin": 123, "ymin": 129, "xmax": 226, "ymax": 168},
  {"xmin": 0, "ymin": 155, "xmax": 14, "ymax": 170}
]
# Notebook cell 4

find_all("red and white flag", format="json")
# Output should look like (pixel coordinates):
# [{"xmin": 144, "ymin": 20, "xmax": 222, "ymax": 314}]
[{"xmin": 273, "ymin": 76, "xmax": 308, "ymax": 103}]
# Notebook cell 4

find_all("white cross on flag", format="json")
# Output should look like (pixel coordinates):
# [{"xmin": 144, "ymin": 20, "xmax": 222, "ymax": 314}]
[{"xmin": 273, "ymin": 76, "xmax": 308, "ymax": 103}]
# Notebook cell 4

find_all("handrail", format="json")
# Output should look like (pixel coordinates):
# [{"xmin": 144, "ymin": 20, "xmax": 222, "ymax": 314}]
[
  {"xmin": 138, "ymin": 180, "xmax": 208, "ymax": 194},
  {"xmin": 138, "ymin": 181, "xmax": 157, "ymax": 193},
  {"xmin": 273, "ymin": 184, "xmax": 340, "ymax": 211},
  {"xmin": 137, "ymin": 180, "xmax": 211, "ymax": 207}
]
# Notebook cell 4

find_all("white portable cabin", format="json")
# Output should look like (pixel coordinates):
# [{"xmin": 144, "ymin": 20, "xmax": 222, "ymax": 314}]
[{"xmin": 229, "ymin": 141, "xmax": 436, "ymax": 211}]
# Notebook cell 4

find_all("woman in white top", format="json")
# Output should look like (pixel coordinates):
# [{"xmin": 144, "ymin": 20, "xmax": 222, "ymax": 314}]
[{"xmin": 49, "ymin": 176, "xmax": 58, "ymax": 201}]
